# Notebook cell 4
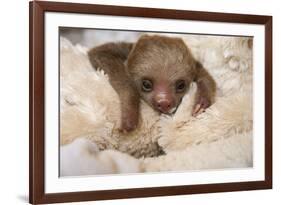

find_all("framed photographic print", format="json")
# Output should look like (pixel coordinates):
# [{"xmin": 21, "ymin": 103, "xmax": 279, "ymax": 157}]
[{"xmin": 29, "ymin": 1, "xmax": 272, "ymax": 204}]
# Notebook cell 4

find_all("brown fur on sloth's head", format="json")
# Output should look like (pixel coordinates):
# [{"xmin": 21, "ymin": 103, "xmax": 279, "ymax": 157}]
[{"xmin": 126, "ymin": 35, "xmax": 198, "ymax": 114}]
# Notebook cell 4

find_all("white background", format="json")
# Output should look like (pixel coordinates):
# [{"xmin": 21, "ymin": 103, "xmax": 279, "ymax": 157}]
[{"xmin": 0, "ymin": 0, "xmax": 279, "ymax": 204}]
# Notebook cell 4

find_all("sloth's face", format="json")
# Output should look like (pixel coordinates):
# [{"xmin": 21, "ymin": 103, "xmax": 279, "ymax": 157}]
[{"xmin": 127, "ymin": 35, "xmax": 195, "ymax": 114}]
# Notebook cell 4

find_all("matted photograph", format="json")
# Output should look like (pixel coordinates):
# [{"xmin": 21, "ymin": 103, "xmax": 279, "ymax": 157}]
[
  {"xmin": 59, "ymin": 28, "xmax": 254, "ymax": 176},
  {"xmin": 29, "ymin": 1, "xmax": 272, "ymax": 204}
]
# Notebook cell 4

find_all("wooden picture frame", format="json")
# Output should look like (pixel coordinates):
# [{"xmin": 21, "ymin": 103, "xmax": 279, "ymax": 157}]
[{"xmin": 29, "ymin": 1, "xmax": 272, "ymax": 204}]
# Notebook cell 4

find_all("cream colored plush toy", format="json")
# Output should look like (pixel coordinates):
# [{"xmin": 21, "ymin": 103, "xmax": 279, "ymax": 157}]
[{"xmin": 60, "ymin": 35, "xmax": 253, "ymax": 176}]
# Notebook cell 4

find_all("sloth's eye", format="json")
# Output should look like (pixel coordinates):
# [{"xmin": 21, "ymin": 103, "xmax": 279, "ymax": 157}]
[
  {"xmin": 175, "ymin": 80, "xmax": 186, "ymax": 93},
  {"xmin": 142, "ymin": 79, "xmax": 153, "ymax": 92}
]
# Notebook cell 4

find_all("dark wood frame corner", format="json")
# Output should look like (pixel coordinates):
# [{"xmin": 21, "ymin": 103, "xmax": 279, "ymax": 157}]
[{"xmin": 29, "ymin": 1, "xmax": 272, "ymax": 204}]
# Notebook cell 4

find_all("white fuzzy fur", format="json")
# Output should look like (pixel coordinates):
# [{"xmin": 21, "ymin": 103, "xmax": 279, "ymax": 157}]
[
  {"xmin": 60, "ymin": 34, "xmax": 253, "ymax": 175},
  {"xmin": 60, "ymin": 138, "xmax": 141, "ymax": 176}
]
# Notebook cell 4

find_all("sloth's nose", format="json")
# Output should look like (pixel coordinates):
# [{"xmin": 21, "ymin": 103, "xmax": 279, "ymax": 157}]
[{"xmin": 156, "ymin": 100, "xmax": 171, "ymax": 113}]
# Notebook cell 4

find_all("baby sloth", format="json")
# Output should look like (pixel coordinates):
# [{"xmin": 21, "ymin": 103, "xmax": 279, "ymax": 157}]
[{"xmin": 88, "ymin": 35, "xmax": 216, "ymax": 133}]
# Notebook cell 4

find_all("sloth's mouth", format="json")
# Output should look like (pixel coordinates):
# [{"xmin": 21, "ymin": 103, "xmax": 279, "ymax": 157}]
[
  {"xmin": 167, "ymin": 106, "xmax": 177, "ymax": 114},
  {"xmin": 161, "ymin": 97, "xmax": 183, "ymax": 115},
  {"xmin": 144, "ymin": 99, "xmax": 181, "ymax": 116},
  {"xmin": 158, "ymin": 105, "xmax": 178, "ymax": 116},
  {"xmin": 154, "ymin": 105, "xmax": 177, "ymax": 115}
]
